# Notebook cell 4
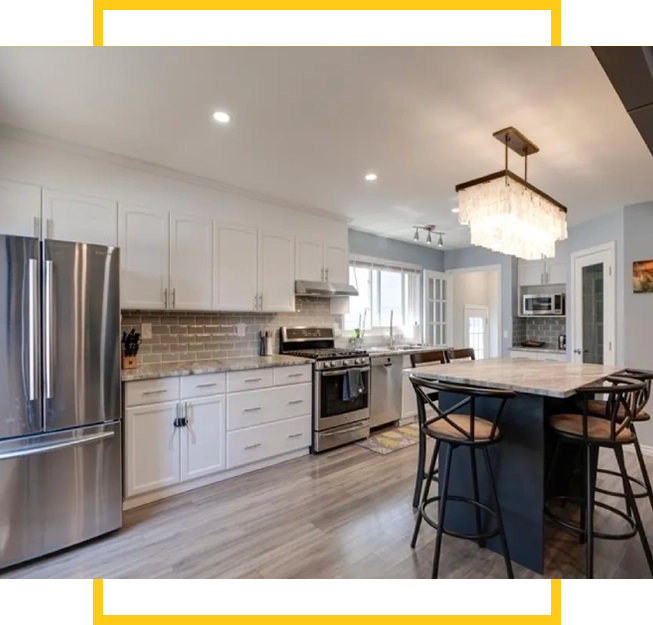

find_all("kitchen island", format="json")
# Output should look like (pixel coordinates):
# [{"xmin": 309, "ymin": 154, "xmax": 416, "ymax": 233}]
[{"xmin": 404, "ymin": 357, "xmax": 621, "ymax": 574}]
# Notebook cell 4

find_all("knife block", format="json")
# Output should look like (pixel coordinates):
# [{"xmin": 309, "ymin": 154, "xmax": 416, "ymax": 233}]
[{"xmin": 121, "ymin": 354, "xmax": 138, "ymax": 370}]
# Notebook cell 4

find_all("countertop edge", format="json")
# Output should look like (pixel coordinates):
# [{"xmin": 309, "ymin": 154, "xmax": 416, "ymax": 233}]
[
  {"xmin": 509, "ymin": 347, "xmax": 567, "ymax": 355},
  {"xmin": 121, "ymin": 356, "xmax": 312, "ymax": 382}
]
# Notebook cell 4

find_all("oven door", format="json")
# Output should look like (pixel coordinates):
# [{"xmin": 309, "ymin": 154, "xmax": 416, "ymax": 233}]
[
  {"xmin": 315, "ymin": 366, "xmax": 370, "ymax": 431},
  {"xmin": 523, "ymin": 295, "xmax": 553, "ymax": 315}
]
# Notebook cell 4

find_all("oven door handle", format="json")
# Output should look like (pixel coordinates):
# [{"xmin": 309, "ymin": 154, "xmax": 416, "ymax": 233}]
[
  {"xmin": 320, "ymin": 367, "xmax": 370, "ymax": 377},
  {"xmin": 320, "ymin": 421, "xmax": 370, "ymax": 437}
]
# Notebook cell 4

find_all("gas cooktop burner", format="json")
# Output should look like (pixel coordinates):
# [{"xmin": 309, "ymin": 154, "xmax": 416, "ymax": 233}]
[{"xmin": 285, "ymin": 348, "xmax": 368, "ymax": 360}]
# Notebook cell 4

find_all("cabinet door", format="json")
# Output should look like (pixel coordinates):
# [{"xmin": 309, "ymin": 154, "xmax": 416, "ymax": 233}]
[
  {"xmin": 170, "ymin": 213, "xmax": 212, "ymax": 310},
  {"xmin": 295, "ymin": 236, "xmax": 324, "ymax": 282},
  {"xmin": 181, "ymin": 395, "xmax": 226, "ymax": 481},
  {"xmin": 213, "ymin": 222, "xmax": 258, "ymax": 311},
  {"xmin": 119, "ymin": 202, "xmax": 170, "ymax": 309},
  {"xmin": 546, "ymin": 260, "xmax": 567, "ymax": 285},
  {"xmin": 258, "ymin": 230, "xmax": 295, "ymax": 312},
  {"xmin": 518, "ymin": 260, "xmax": 546, "ymax": 286},
  {"xmin": 124, "ymin": 401, "xmax": 180, "ymax": 498},
  {"xmin": 324, "ymin": 243, "xmax": 349, "ymax": 284},
  {"xmin": 43, "ymin": 188, "xmax": 118, "ymax": 246},
  {"xmin": 0, "ymin": 179, "xmax": 41, "ymax": 238}
]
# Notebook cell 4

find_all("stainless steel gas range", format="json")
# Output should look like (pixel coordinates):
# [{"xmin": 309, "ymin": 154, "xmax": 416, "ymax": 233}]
[{"xmin": 280, "ymin": 326, "xmax": 370, "ymax": 452}]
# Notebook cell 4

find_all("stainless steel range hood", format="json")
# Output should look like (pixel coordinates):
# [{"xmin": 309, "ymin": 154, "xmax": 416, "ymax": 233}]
[{"xmin": 294, "ymin": 280, "xmax": 359, "ymax": 297}]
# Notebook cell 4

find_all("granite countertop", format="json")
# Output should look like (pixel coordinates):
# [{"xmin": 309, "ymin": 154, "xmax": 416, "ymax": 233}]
[
  {"xmin": 122, "ymin": 355, "xmax": 312, "ymax": 382},
  {"xmin": 509, "ymin": 346, "xmax": 567, "ymax": 355},
  {"xmin": 403, "ymin": 357, "xmax": 621, "ymax": 398},
  {"xmin": 367, "ymin": 345, "xmax": 451, "ymax": 357}
]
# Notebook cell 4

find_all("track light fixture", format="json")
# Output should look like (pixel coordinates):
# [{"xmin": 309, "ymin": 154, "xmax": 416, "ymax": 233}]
[{"xmin": 412, "ymin": 225, "xmax": 445, "ymax": 247}]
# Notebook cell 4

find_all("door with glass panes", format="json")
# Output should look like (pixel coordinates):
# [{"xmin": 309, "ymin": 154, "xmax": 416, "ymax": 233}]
[{"xmin": 423, "ymin": 271, "xmax": 450, "ymax": 347}]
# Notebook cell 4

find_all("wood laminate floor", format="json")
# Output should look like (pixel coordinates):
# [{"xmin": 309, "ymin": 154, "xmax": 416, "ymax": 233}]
[{"xmin": 3, "ymin": 442, "xmax": 653, "ymax": 579}]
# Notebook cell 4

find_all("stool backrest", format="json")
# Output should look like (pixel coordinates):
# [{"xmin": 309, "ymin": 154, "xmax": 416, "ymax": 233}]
[
  {"xmin": 618, "ymin": 368, "xmax": 653, "ymax": 414},
  {"xmin": 409, "ymin": 374, "xmax": 514, "ymax": 442},
  {"xmin": 410, "ymin": 349, "xmax": 448, "ymax": 368},
  {"xmin": 447, "ymin": 348, "xmax": 475, "ymax": 362},
  {"xmin": 579, "ymin": 376, "xmax": 646, "ymax": 440}
]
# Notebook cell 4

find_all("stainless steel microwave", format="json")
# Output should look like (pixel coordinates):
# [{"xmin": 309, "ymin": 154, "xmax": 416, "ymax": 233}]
[{"xmin": 522, "ymin": 293, "xmax": 565, "ymax": 316}]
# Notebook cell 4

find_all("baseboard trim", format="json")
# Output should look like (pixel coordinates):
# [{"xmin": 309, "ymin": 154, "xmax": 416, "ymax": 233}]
[
  {"xmin": 123, "ymin": 447, "xmax": 309, "ymax": 511},
  {"xmin": 624, "ymin": 443, "xmax": 653, "ymax": 457}
]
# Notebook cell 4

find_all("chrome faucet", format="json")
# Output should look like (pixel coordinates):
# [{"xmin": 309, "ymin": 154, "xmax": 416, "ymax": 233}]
[{"xmin": 389, "ymin": 309, "xmax": 394, "ymax": 349}]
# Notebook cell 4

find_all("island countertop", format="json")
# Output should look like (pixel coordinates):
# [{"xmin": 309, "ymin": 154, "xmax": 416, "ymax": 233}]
[{"xmin": 404, "ymin": 357, "xmax": 622, "ymax": 398}]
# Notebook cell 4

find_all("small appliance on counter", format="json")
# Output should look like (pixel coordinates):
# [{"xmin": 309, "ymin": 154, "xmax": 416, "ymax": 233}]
[
  {"xmin": 260, "ymin": 331, "xmax": 274, "ymax": 356},
  {"xmin": 558, "ymin": 334, "xmax": 566, "ymax": 350}
]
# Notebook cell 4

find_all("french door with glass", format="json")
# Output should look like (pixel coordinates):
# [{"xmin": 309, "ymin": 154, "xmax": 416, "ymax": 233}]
[
  {"xmin": 464, "ymin": 305, "xmax": 490, "ymax": 360},
  {"xmin": 423, "ymin": 271, "xmax": 450, "ymax": 347}
]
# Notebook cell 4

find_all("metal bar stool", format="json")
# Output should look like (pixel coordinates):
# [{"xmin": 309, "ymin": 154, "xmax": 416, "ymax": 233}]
[
  {"xmin": 545, "ymin": 375, "xmax": 653, "ymax": 578},
  {"xmin": 409, "ymin": 349, "xmax": 449, "ymax": 509},
  {"xmin": 409, "ymin": 374, "xmax": 515, "ymax": 578},
  {"xmin": 587, "ymin": 368, "xmax": 653, "ymax": 518}
]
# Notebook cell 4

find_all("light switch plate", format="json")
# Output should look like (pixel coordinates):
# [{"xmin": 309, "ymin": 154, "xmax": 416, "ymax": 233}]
[
  {"xmin": 503, "ymin": 330, "xmax": 508, "ymax": 339},
  {"xmin": 142, "ymin": 323, "xmax": 152, "ymax": 340}
]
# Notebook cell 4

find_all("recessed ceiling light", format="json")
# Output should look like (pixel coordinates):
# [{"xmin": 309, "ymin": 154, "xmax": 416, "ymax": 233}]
[
  {"xmin": 451, "ymin": 208, "xmax": 459, "ymax": 213},
  {"xmin": 212, "ymin": 111, "xmax": 231, "ymax": 124},
  {"xmin": 364, "ymin": 173, "xmax": 378, "ymax": 182}
]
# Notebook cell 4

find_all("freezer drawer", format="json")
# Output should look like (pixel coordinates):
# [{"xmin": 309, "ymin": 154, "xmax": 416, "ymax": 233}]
[{"xmin": 0, "ymin": 421, "xmax": 122, "ymax": 570}]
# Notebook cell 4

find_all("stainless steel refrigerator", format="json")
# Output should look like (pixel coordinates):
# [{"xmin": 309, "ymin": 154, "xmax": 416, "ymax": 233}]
[{"xmin": 0, "ymin": 235, "xmax": 122, "ymax": 570}]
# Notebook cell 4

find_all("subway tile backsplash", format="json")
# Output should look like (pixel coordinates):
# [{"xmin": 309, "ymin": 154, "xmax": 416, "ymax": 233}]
[
  {"xmin": 122, "ymin": 297, "xmax": 342, "ymax": 365},
  {"xmin": 512, "ymin": 316, "xmax": 566, "ymax": 349}
]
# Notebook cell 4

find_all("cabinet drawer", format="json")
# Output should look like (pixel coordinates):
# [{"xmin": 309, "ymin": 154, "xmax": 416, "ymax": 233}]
[
  {"xmin": 125, "ymin": 377, "xmax": 180, "ymax": 407},
  {"xmin": 227, "ymin": 415, "xmax": 311, "ymax": 469},
  {"xmin": 181, "ymin": 372, "xmax": 227, "ymax": 399},
  {"xmin": 273, "ymin": 364, "xmax": 312, "ymax": 386},
  {"xmin": 227, "ymin": 368, "xmax": 274, "ymax": 393},
  {"xmin": 227, "ymin": 383, "xmax": 312, "ymax": 431},
  {"xmin": 538, "ymin": 353, "xmax": 567, "ymax": 362}
]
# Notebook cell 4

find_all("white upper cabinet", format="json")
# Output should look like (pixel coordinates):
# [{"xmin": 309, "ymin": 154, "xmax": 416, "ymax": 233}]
[
  {"xmin": 324, "ymin": 243, "xmax": 349, "ymax": 284},
  {"xmin": 119, "ymin": 202, "xmax": 170, "ymax": 309},
  {"xmin": 258, "ymin": 229, "xmax": 295, "ymax": 312},
  {"xmin": 213, "ymin": 222, "xmax": 258, "ymax": 311},
  {"xmin": 518, "ymin": 257, "xmax": 567, "ymax": 287},
  {"xmin": 170, "ymin": 213, "xmax": 212, "ymax": 310},
  {"xmin": 547, "ymin": 260, "xmax": 567, "ymax": 285},
  {"xmin": 0, "ymin": 179, "xmax": 41, "ymax": 238},
  {"xmin": 295, "ymin": 236, "xmax": 324, "ymax": 282},
  {"xmin": 181, "ymin": 395, "xmax": 226, "ymax": 481},
  {"xmin": 43, "ymin": 188, "xmax": 118, "ymax": 246}
]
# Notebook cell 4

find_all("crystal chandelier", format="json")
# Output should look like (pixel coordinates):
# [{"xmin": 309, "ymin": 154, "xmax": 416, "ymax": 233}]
[{"xmin": 455, "ymin": 127, "xmax": 567, "ymax": 260}]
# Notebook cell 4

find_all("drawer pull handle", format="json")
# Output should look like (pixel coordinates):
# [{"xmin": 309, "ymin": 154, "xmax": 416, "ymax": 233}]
[
  {"xmin": 143, "ymin": 389, "xmax": 168, "ymax": 395},
  {"xmin": 243, "ymin": 407, "xmax": 262, "ymax": 412},
  {"xmin": 244, "ymin": 443, "xmax": 262, "ymax": 450},
  {"xmin": 287, "ymin": 373, "xmax": 304, "ymax": 378},
  {"xmin": 288, "ymin": 400, "xmax": 304, "ymax": 405},
  {"xmin": 196, "ymin": 383, "xmax": 218, "ymax": 388},
  {"xmin": 244, "ymin": 378, "xmax": 262, "ymax": 383},
  {"xmin": 288, "ymin": 433, "xmax": 303, "ymax": 439}
]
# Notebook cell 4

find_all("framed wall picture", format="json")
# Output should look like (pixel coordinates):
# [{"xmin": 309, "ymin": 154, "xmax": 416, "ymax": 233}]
[{"xmin": 633, "ymin": 259, "xmax": 653, "ymax": 293}]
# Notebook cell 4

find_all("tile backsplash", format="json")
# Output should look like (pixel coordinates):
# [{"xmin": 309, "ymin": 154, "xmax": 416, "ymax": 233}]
[
  {"xmin": 512, "ymin": 316, "xmax": 566, "ymax": 349},
  {"xmin": 122, "ymin": 297, "xmax": 342, "ymax": 365}
]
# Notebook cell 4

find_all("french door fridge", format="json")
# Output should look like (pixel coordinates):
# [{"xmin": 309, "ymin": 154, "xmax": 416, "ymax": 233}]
[{"xmin": 0, "ymin": 235, "xmax": 122, "ymax": 570}]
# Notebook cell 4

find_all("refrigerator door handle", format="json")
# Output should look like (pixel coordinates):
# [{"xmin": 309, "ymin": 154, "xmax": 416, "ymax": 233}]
[
  {"xmin": 0, "ymin": 431, "xmax": 115, "ymax": 461},
  {"xmin": 28, "ymin": 258, "xmax": 39, "ymax": 402},
  {"xmin": 44, "ymin": 259, "xmax": 54, "ymax": 399}
]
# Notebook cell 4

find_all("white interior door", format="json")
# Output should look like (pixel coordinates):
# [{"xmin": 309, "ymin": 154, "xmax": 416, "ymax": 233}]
[
  {"xmin": 464, "ymin": 305, "xmax": 489, "ymax": 360},
  {"xmin": 423, "ymin": 270, "xmax": 449, "ymax": 347},
  {"xmin": 571, "ymin": 242, "xmax": 615, "ymax": 365}
]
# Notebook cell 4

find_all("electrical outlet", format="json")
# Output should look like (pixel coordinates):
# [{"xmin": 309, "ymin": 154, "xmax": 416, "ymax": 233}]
[
  {"xmin": 503, "ymin": 330, "xmax": 508, "ymax": 339},
  {"xmin": 142, "ymin": 323, "xmax": 152, "ymax": 340}
]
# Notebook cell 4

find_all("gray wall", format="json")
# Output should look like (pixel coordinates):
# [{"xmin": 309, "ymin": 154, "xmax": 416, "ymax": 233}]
[
  {"xmin": 349, "ymin": 229, "xmax": 444, "ymax": 270},
  {"xmin": 622, "ymin": 202, "xmax": 653, "ymax": 446},
  {"xmin": 444, "ymin": 247, "xmax": 517, "ymax": 357}
]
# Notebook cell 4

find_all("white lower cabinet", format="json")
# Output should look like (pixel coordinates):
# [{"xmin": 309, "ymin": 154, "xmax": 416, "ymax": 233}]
[
  {"xmin": 125, "ymin": 401, "xmax": 180, "ymax": 498},
  {"xmin": 123, "ymin": 367, "xmax": 312, "ymax": 504},
  {"xmin": 181, "ymin": 395, "xmax": 226, "ymax": 481}
]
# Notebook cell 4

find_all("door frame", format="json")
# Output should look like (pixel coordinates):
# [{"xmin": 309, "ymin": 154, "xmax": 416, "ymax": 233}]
[
  {"xmin": 464, "ymin": 304, "xmax": 490, "ymax": 359},
  {"xmin": 569, "ymin": 241, "xmax": 616, "ymax": 365},
  {"xmin": 445, "ymin": 264, "xmax": 502, "ymax": 357}
]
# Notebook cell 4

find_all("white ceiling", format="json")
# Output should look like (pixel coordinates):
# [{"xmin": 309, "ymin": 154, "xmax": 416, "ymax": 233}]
[{"xmin": 1, "ymin": 46, "xmax": 652, "ymax": 249}]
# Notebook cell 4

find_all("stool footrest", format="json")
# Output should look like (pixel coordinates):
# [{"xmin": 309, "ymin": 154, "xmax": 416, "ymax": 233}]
[
  {"xmin": 420, "ymin": 495, "xmax": 501, "ymax": 542},
  {"xmin": 595, "ymin": 467, "xmax": 649, "ymax": 500},
  {"xmin": 545, "ymin": 495, "xmax": 637, "ymax": 541}
]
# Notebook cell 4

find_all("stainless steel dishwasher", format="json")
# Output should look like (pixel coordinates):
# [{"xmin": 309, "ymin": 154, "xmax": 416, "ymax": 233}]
[{"xmin": 370, "ymin": 354, "xmax": 403, "ymax": 428}]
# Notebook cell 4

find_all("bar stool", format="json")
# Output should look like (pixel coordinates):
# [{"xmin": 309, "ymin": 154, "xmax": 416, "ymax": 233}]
[
  {"xmin": 447, "ymin": 347, "xmax": 476, "ymax": 361},
  {"xmin": 545, "ymin": 376, "xmax": 653, "ymax": 578},
  {"xmin": 409, "ymin": 349, "xmax": 449, "ymax": 508},
  {"xmin": 587, "ymin": 369, "xmax": 653, "ymax": 518},
  {"xmin": 409, "ymin": 374, "xmax": 515, "ymax": 578}
]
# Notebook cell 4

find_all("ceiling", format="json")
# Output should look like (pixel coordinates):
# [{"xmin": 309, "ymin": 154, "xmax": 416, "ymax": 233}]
[{"xmin": 1, "ymin": 46, "xmax": 652, "ymax": 249}]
